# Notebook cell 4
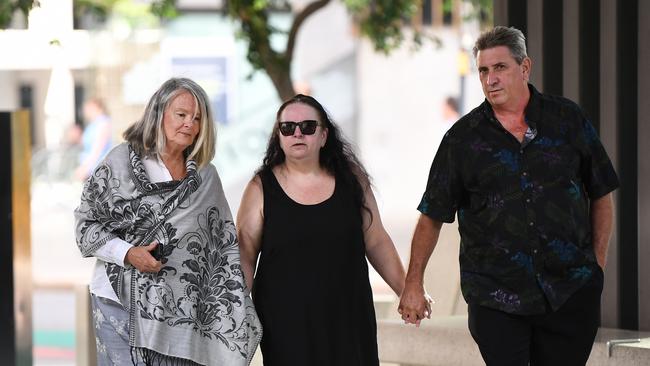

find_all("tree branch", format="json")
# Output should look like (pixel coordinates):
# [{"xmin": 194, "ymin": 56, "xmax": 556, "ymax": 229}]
[{"xmin": 285, "ymin": 0, "xmax": 331, "ymax": 62}]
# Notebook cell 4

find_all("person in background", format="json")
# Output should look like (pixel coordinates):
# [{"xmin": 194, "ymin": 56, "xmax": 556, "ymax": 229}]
[
  {"xmin": 74, "ymin": 78, "xmax": 261, "ymax": 366},
  {"xmin": 75, "ymin": 97, "xmax": 113, "ymax": 180},
  {"xmin": 433, "ymin": 95, "xmax": 461, "ymax": 152},
  {"xmin": 442, "ymin": 96, "xmax": 460, "ymax": 126},
  {"xmin": 399, "ymin": 26, "xmax": 618, "ymax": 365},
  {"xmin": 237, "ymin": 94, "xmax": 410, "ymax": 365}
]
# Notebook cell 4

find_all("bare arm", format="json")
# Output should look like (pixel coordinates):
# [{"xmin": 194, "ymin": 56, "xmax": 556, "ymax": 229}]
[
  {"xmin": 591, "ymin": 192, "xmax": 614, "ymax": 269},
  {"xmin": 363, "ymin": 187, "xmax": 406, "ymax": 297},
  {"xmin": 398, "ymin": 214, "xmax": 442, "ymax": 325},
  {"xmin": 236, "ymin": 176, "xmax": 264, "ymax": 292}
]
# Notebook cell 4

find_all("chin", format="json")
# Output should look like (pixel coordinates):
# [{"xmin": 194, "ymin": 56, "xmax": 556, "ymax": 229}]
[{"xmin": 489, "ymin": 97, "xmax": 507, "ymax": 106}]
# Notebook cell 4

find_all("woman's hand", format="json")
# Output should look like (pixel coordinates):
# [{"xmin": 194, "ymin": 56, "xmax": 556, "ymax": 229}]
[
  {"xmin": 125, "ymin": 241, "xmax": 162, "ymax": 273},
  {"xmin": 398, "ymin": 281, "xmax": 434, "ymax": 327}
]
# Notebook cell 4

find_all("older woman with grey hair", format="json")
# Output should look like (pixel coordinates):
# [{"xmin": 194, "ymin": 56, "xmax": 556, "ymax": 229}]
[{"xmin": 74, "ymin": 77, "xmax": 261, "ymax": 366}]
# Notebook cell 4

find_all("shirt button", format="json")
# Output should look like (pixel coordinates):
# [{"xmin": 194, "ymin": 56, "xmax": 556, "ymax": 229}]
[
  {"xmin": 529, "ymin": 221, "xmax": 534, "ymax": 226},
  {"xmin": 519, "ymin": 149, "xmax": 524, "ymax": 154},
  {"xmin": 522, "ymin": 172, "xmax": 528, "ymax": 176},
  {"xmin": 526, "ymin": 198, "xmax": 531, "ymax": 203},
  {"xmin": 533, "ymin": 249, "xmax": 538, "ymax": 254},
  {"xmin": 536, "ymin": 273, "xmax": 541, "ymax": 278}
]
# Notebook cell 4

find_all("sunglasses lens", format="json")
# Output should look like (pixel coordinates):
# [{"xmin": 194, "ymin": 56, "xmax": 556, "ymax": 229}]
[
  {"xmin": 300, "ymin": 121, "xmax": 318, "ymax": 135},
  {"xmin": 279, "ymin": 122, "xmax": 295, "ymax": 136}
]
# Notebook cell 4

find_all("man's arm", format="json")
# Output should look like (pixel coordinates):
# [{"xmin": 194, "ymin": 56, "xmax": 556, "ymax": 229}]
[
  {"xmin": 591, "ymin": 192, "xmax": 614, "ymax": 269},
  {"xmin": 398, "ymin": 214, "xmax": 442, "ymax": 326}
]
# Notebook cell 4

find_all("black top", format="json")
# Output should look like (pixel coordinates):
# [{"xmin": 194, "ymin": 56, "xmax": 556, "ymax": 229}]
[
  {"xmin": 253, "ymin": 169, "xmax": 378, "ymax": 365},
  {"xmin": 418, "ymin": 84, "xmax": 619, "ymax": 315}
]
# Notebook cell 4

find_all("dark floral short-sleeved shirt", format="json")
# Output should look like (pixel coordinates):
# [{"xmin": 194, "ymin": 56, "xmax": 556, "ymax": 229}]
[{"xmin": 418, "ymin": 84, "xmax": 619, "ymax": 315}]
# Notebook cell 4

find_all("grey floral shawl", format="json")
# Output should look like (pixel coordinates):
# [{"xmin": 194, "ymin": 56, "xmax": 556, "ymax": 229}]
[{"xmin": 74, "ymin": 143, "xmax": 261, "ymax": 366}]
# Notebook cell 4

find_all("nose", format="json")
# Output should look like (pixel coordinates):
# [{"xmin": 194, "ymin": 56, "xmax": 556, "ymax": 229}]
[
  {"xmin": 486, "ymin": 72, "xmax": 498, "ymax": 86},
  {"xmin": 183, "ymin": 116, "xmax": 195, "ymax": 128},
  {"xmin": 292, "ymin": 125, "xmax": 304, "ymax": 137}
]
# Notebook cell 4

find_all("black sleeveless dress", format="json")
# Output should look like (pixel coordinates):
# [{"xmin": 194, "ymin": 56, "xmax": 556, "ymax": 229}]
[{"xmin": 252, "ymin": 169, "xmax": 379, "ymax": 366}]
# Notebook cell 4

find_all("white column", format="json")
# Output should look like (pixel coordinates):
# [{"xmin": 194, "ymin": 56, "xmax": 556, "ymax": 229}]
[{"xmin": 30, "ymin": 0, "xmax": 75, "ymax": 149}]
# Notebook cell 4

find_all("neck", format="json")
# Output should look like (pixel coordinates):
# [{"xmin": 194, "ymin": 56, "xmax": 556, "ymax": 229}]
[
  {"xmin": 160, "ymin": 150, "xmax": 184, "ymax": 165},
  {"xmin": 282, "ymin": 158, "xmax": 323, "ymax": 176},
  {"xmin": 160, "ymin": 149, "xmax": 186, "ymax": 180},
  {"xmin": 493, "ymin": 85, "xmax": 531, "ymax": 118}
]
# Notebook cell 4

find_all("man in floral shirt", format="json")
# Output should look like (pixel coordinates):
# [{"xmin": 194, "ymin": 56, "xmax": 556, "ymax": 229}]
[{"xmin": 399, "ymin": 26, "xmax": 619, "ymax": 365}]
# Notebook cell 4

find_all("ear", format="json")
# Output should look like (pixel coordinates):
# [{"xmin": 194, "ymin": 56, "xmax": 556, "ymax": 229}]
[
  {"xmin": 521, "ymin": 57, "xmax": 532, "ymax": 81},
  {"xmin": 321, "ymin": 127, "xmax": 328, "ymax": 148}
]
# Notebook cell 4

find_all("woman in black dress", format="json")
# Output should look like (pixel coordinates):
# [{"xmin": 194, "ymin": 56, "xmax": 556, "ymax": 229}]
[{"xmin": 237, "ymin": 94, "xmax": 408, "ymax": 365}]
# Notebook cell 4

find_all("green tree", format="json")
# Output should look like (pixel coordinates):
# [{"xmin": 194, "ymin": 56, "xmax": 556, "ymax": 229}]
[
  {"xmin": 0, "ymin": 0, "xmax": 38, "ymax": 29},
  {"xmin": 1, "ymin": 0, "xmax": 419, "ymax": 100},
  {"xmin": 1, "ymin": 1, "xmax": 491, "ymax": 101},
  {"xmin": 206, "ymin": 0, "xmax": 423, "ymax": 100}
]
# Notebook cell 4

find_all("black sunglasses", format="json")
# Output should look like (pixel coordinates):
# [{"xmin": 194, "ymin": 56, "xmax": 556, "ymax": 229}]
[{"xmin": 278, "ymin": 120, "xmax": 320, "ymax": 136}]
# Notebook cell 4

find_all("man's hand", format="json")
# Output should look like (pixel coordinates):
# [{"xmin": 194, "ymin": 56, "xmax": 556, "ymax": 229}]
[
  {"xmin": 398, "ymin": 281, "xmax": 434, "ymax": 327},
  {"xmin": 125, "ymin": 241, "xmax": 162, "ymax": 273}
]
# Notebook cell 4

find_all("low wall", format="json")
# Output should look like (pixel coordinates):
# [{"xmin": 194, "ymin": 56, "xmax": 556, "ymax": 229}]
[{"xmin": 377, "ymin": 317, "xmax": 650, "ymax": 366}]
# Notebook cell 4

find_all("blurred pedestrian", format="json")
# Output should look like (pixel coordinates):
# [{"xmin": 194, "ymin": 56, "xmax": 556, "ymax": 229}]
[
  {"xmin": 74, "ymin": 97, "xmax": 113, "ymax": 180},
  {"xmin": 442, "ymin": 96, "xmax": 460, "ymax": 126},
  {"xmin": 237, "ymin": 94, "xmax": 407, "ymax": 365},
  {"xmin": 433, "ymin": 95, "xmax": 460, "ymax": 151},
  {"xmin": 399, "ymin": 26, "xmax": 619, "ymax": 365},
  {"xmin": 74, "ymin": 78, "xmax": 261, "ymax": 365}
]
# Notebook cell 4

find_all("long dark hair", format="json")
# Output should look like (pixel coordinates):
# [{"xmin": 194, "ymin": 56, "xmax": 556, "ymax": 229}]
[{"xmin": 257, "ymin": 94, "xmax": 372, "ymax": 223}]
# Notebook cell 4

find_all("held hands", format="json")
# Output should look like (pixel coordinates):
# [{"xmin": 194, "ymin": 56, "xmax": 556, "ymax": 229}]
[
  {"xmin": 125, "ymin": 241, "xmax": 162, "ymax": 273},
  {"xmin": 398, "ymin": 281, "xmax": 434, "ymax": 327}
]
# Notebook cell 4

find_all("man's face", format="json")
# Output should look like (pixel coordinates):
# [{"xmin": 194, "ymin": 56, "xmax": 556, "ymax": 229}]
[{"xmin": 477, "ymin": 46, "xmax": 531, "ymax": 109}]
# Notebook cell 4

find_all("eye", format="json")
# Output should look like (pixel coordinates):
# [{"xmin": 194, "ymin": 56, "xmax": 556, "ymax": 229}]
[{"xmin": 177, "ymin": 113, "xmax": 186, "ymax": 118}]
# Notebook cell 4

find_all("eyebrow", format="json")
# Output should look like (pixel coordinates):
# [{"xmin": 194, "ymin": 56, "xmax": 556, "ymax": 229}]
[{"xmin": 478, "ymin": 62, "xmax": 508, "ymax": 71}]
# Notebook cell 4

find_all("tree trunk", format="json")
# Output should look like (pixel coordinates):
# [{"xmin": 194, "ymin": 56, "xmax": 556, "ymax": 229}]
[{"xmin": 266, "ymin": 64, "xmax": 296, "ymax": 102}]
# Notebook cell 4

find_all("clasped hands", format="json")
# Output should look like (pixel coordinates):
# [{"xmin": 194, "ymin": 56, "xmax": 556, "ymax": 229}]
[{"xmin": 397, "ymin": 282, "xmax": 434, "ymax": 327}]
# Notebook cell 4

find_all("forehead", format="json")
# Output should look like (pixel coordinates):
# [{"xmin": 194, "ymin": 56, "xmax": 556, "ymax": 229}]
[
  {"xmin": 169, "ymin": 90, "xmax": 197, "ymax": 110},
  {"xmin": 477, "ymin": 45, "xmax": 516, "ymax": 66},
  {"xmin": 280, "ymin": 102, "xmax": 318, "ymax": 121}
]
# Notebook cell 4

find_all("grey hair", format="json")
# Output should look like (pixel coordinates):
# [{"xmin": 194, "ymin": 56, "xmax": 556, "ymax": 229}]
[
  {"xmin": 123, "ymin": 77, "xmax": 216, "ymax": 167},
  {"xmin": 472, "ymin": 26, "xmax": 528, "ymax": 64}
]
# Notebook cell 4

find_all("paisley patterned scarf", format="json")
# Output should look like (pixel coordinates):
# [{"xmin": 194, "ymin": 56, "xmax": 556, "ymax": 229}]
[{"xmin": 74, "ymin": 143, "xmax": 261, "ymax": 366}]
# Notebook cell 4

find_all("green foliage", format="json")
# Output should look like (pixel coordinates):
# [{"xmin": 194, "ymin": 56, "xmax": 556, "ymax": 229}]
[
  {"xmin": 0, "ymin": 0, "xmax": 492, "ymax": 99},
  {"xmin": 225, "ymin": 0, "xmax": 285, "ymax": 72},
  {"xmin": 149, "ymin": 0, "xmax": 178, "ymax": 18},
  {"xmin": 112, "ymin": 0, "xmax": 164, "ymax": 28},
  {"xmin": 0, "ymin": 0, "xmax": 38, "ymax": 29},
  {"xmin": 74, "ymin": 0, "xmax": 118, "ymax": 23},
  {"xmin": 464, "ymin": 0, "xmax": 492, "ymax": 28},
  {"xmin": 223, "ymin": 0, "xmax": 420, "ymax": 74},
  {"xmin": 343, "ymin": 0, "xmax": 420, "ymax": 53},
  {"xmin": 73, "ymin": 0, "xmax": 176, "ymax": 29}
]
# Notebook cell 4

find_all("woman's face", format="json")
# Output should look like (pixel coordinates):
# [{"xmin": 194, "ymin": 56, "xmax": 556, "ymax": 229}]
[
  {"xmin": 162, "ymin": 90, "xmax": 201, "ymax": 154},
  {"xmin": 278, "ymin": 103, "xmax": 328, "ymax": 162}
]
